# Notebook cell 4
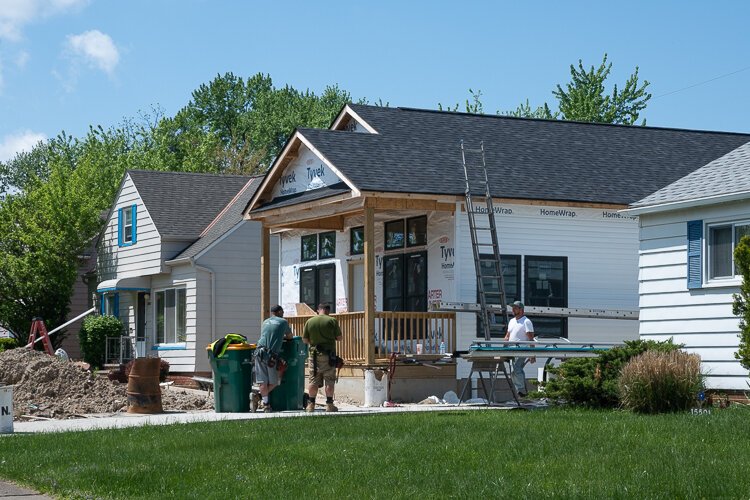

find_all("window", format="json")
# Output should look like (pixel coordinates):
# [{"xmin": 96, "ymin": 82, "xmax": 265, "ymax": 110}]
[
  {"xmin": 118, "ymin": 205, "xmax": 137, "ymax": 247},
  {"xmin": 385, "ymin": 220, "xmax": 405, "ymax": 250},
  {"xmin": 100, "ymin": 292, "xmax": 119, "ymax": 317},
  {"xmin": 301, "ymin": 234, "xmax": 317, "ymax": 261},
  {"xmin": 301, "ymin": 232, "xmax": 337, "ymax": 261},
  {"xmin": 406, "ymin": 216, "xmax": 427, "ymax": 247},
  {"xmin": 300, "ymin": 264, "xmax": 336, "ymax": 310},
  {"xmin": 525, "ymin": 256, "xmax": 568, "ymax": 338},
  {"xmin": 708, "ymin": 221, "xmax": 750, "ymax": 279},
  {"xmin": 476, "ymin": 255, "xmax": 521, "ymax": 338},
  {"xmin": 319, "ymin": 232, "xmax": 336, "ymax": 259},
  {"xmin": 155, "ymin": 288, "xmax": 187, "ymax": 344},
  {"xmin": 383, "ymin": 251, "xmax": 427, "ymax": 312},
  {"xmin": 350, "ymin": 226, "xmax": 364, "ymax": 255}
]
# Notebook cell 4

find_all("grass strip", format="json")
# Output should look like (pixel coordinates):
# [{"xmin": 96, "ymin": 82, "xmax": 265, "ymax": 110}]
[{"xmin": 1, "ymin": 407, "xmax": 749, "ymax": 498}]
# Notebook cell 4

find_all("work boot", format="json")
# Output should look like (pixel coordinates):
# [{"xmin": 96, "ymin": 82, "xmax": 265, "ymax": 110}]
[
  {"xmin": 250, "ymin": 393, "xmax": 261, "ymax": 413},
  {"xmin": 305, "ymin": 401, "xmax": 316, "ymax": 413},
  {"xmin": 263, "ymin": 404, "xmax": 273, "ymax": 413},
  {"xmin": 326, "ymin": 402, "xmax": 338, "ymax": 412}
]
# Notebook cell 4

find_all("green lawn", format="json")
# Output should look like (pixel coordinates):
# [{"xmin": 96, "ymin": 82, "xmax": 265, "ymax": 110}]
[{"xmin": 1, "ymin": 407, "xmax": 749, "ymax": 499}]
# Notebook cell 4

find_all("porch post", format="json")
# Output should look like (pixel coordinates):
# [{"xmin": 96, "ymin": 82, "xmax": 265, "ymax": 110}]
[
  {"xmin": 364, "ymin": 203, "xmax": 376, "ymax": 365},
  {"xmin": 261, "ymin": 225, "xmax": 270, "ymax": 320}
]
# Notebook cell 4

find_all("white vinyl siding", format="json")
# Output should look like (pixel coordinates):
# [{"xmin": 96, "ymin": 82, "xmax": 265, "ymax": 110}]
[
  {"xmin": 98, "ymin": 174, "xmax": 163, "ymax": 280},
  {"xmin": 637, "ymin": 199, "xmax": 750, "ymax": 390},
  {"xmin": 151, "ymin": 266, "xmax": 197, "ymax": 373},
  {"xmin": 193, "ymin": 220, "xmax": 278, "ymax": 373}
]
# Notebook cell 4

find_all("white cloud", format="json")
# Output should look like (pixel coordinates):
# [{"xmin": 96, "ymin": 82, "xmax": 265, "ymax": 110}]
[
  {"xmin": 0, "ymin": 130, "xmax": 47, "ymax": 163},
  {"xmin": 66, "ymin": 29, "xmax": 119, "ymax": 76},
  {"xmin": 15, "ymin": 50, "xmax": 29, "ymax": 68},
  {"xmin": 0, "ymin": 0, "xmax": 89, "ymax": 41}
]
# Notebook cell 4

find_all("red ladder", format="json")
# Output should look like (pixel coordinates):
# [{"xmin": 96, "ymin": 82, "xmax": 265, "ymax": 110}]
[{"xmin": 26, "ymin": 317, "xmax": 54, "ymax": 355}]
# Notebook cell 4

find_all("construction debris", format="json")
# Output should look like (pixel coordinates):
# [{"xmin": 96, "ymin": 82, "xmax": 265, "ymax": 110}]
[{"xmin": 0, "ymin": 349, "xmax": 213, "ymax": 420}]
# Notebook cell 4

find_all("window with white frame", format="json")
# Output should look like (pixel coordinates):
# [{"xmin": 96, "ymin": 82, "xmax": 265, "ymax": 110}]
[
  {"xmin": 708, "ymin": 221, "xmax": 750, "ymax": 279},
  {"xmin": 155, "ymin": 288, "xmax": 187, "ymax": 344}
]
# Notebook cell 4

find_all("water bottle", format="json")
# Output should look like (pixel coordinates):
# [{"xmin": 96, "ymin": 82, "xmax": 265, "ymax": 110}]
[{"xmin": 439, "ymin": 341, "xmax": 446, "ymax": 355}]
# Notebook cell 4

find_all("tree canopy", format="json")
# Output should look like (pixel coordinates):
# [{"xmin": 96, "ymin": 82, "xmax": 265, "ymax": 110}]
[{"xmin": 0, "ymin": 73, "xmax": 353, "ymax": 335}]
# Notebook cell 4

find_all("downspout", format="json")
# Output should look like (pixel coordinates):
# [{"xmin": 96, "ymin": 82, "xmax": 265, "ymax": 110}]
[{"xmin": 193, "ymin": 261, "xmax": 215, "ymax": 341}]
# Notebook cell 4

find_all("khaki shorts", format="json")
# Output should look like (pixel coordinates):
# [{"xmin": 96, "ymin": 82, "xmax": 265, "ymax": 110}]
[{"xmin": 307, "ymin": 352, "xmax": 336, "ymax": 388}]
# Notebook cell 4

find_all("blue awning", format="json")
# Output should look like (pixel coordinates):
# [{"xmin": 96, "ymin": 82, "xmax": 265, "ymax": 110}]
[{"xmin": 97, "ymin": 276, "xmax": 151, "ymax": 293}]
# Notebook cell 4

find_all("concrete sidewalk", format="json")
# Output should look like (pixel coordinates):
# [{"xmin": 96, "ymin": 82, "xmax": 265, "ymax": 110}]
[
  {"xmin": 0, "ymin": 480, "xmax": 53, "ymax": 499},
  {"xmin": 8, "ymin": 401, "xmax": 527, "ymax": 434}
]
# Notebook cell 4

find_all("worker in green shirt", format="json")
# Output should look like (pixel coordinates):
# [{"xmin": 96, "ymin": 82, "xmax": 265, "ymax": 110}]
[
  {"xmin": 254, "ymin": 305, "xmax": 293, "ymax": 412},
  {"xmin": 303, "ymin": 303, "xmax": 342, "ymax": 412}
]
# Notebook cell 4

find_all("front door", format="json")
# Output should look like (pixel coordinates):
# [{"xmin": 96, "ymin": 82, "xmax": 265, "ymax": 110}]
[{"xmin": 383, "ymin": 251, "xmax": 427, "ymax": 312}]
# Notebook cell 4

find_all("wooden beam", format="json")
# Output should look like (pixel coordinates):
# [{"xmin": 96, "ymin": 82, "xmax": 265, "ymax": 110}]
[
  {"xmin": 367, "ymin": 197, "xmax": 455, "ymax": 212},
  {"xmin": 261, "ymin": 225, "xmax": 271, "ymax": 320},
  {"xmin": 280, "ymin": 215, "xmax": 345, "ymax": 231},
  {"xmin": 364, "ymin": 206, "xmax": 375, "ymax": 365}
]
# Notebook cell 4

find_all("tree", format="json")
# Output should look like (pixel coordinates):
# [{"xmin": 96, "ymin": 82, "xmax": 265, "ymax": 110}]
[
  {"xmin": 733, "ymin": 235, "xmax": 750, "ymax": 370},
  {"xmin": 553, "ymin": 54, "xmax": 651, "ymax": 125},
  {"xmin": 447, "ymin": 55, "xmax": 651, "ymax": 125}
]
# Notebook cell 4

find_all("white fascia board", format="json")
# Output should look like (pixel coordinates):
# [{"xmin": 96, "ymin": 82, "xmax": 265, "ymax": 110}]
[
  {"xmin": 330, "ymin": 104, "xmax": 379, "ymax": 134},
  {"xmin": 622, "ymin": 190, "xmax": 750, "ymax": 216},
  {"xmin": 246, "ymin": 131, "xmax": 304, "ymax": 215}
]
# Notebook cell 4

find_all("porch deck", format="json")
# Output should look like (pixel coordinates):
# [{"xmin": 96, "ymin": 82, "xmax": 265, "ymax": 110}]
[{"xmin": 286, "ymin": 311, "xmax": 456, "ymax": 365}]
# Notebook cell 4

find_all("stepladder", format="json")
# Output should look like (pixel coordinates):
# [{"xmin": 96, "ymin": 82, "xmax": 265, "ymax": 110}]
[{"xmin": 26, "ymin": 317, "xmax": 54, "ymax": 355}]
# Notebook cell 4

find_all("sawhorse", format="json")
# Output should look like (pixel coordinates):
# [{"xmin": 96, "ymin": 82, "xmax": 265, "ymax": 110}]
[{"xmin": 458, "ymin": 358, "xmax": 520, "ymax": 406}]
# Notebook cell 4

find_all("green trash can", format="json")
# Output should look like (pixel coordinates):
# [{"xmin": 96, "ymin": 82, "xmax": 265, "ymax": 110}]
[
  {"xmin": 207, "ymin": 343, "xmax": 255, "ymax": 412},
  {"xmin": 269, "ymin": 337, "xmax": 308, "ymax": 411}
]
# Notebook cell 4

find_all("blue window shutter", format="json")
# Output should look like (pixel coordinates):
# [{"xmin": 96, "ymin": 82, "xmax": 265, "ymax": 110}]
[
  {"xmin": 131, "ymin": 204, "xmax": 137, "ymax": 244},
  {"xmin": 687, "ymin": 220, "xmax": 703, "ymax": 289},
  {"xmin": 100, "ymin": 293, "xmax": 105, "ymax": 315},
  {"xmin": 114, "ymin": 293, "xmax": 120, "ymax": 318},
  {"xmin": 117, "ymin": 208, "xmax": 123, "ymax": 247}
]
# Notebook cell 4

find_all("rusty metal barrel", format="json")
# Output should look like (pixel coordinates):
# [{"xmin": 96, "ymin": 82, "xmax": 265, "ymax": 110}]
[{"xmin": 127, "ymin": 358, "xmax": 163, "ymax": 414}]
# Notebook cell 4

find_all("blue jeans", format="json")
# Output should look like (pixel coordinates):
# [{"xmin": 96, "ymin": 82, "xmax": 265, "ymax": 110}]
[{"xmin": 511, "ymin": 357, "xmax": 527, "ymax": 394}]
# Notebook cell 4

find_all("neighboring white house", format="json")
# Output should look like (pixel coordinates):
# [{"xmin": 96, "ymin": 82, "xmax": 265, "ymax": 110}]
[
  {"xmin": 625, "ymin": 142, "xmax": 750, "ymax": 390},
  {"xmin": 97, "ymin": 170, "xmax": 277, "ymax": 374},
  {"xmin": 245, "ymin": 104, "xmax": 750, "ymax": 394}
]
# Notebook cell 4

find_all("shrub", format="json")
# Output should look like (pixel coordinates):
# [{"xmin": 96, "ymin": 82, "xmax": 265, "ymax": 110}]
[
  {"xmin": 0, "ymin": 337, "xmax": 19, "ymax": 352},
  {"xmin": 619, "ymin": 350, "xmax": 704, "ymax": 413},
  {"xmin": 541, "ymin": 339, "xmax": 680, "ymax": 408},
  {"xmin": 733, "ymin": 235, "xmax": 750, "ymax": 370},
  {"xmin": 108, "ymin": 358, "xmax": 170, "ymax": 383},
  {"xmin": 79, "ymin": 315, "xmax": 123, "ymax": 368}
]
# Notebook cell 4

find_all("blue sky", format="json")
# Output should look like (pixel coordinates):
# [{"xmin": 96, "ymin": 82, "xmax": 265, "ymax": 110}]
[{"xmin": 1, "ymin": 0, "xmax": 749, "ymax": 162}]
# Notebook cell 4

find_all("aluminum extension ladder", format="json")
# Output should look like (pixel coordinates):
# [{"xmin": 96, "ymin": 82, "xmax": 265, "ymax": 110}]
[{"xmin": 460, "ymin": 140, "xmax": 519, "ymax": 405}]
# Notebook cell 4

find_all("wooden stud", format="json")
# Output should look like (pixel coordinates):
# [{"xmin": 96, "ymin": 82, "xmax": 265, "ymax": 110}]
[{"xmin": 261, "ymin": 225, "xmax": 271, "ymax": 320}]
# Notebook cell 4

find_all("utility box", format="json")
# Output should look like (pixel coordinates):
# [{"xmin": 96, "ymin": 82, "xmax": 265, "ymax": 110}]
[
  {"xmin": 207, "ymin": 343, "xmax": 254, "ymax": 412},
  {"xmin": 269, "ymin": 337, "xmax": 307, "ymax": 411}
]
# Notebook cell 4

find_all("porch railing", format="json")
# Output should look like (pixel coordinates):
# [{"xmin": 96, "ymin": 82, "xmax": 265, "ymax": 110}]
[
  {"xmin": 285, "ymin": 311, "xmax": 456, "ymax": 364},
  {"xmin": 105, "ymin": 335, "xmax": 136, "ymax": 365}
]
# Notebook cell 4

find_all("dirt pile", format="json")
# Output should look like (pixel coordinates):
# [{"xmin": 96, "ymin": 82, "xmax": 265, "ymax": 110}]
[{"xmin": 0, "ymin": 349, "xmax": 213, "ymax": 420}]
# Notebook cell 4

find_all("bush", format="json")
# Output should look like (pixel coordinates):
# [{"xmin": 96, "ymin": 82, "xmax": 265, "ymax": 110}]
[
  {"xmin": 733, "ymin": 235, "xmax": 750, "ymax": 370},
  {"xmin": 619, "ymin": 350, "xmax": 704, "ymax": 413},
  {"xmin": 108, "ymin": 358, "xmax": 170, "ymax": 383},
  {"xmin": 0, "ymin": 337, "xmax": 19, "ymax": 352},
  {"xmin": 541, "ymin": 339, "xmax": 680, "ymax": 408},
  {"xmin": 79, "ymin": 315, "xmax": 123, "ymax": 368}
]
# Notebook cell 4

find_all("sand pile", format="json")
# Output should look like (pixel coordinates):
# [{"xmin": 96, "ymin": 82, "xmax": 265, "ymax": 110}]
[{"xmin": 0, "ymin": 349, "xmax": 213, "ymax": 420}]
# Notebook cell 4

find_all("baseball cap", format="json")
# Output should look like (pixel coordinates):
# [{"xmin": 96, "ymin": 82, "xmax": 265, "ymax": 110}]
[{"xmin": 511, "ymin": 301, "xmax": 524, "ymax": 309}]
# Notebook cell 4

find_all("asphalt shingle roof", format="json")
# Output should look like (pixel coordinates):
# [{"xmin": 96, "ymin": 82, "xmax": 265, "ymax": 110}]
[
  {"xmin": 128, "ymin": 170, "xmax": 252, "ymax": 239},
  {"xmin": 289, "ymin": 105, "xmax": 750, "ymax": 206},
  {"xmin": 631, "ymin": 141, "xmax": 750, "ymax": 208},
  {"xmin": 172, "ymin": 176, "xmax": 262, "ymax": 260}
]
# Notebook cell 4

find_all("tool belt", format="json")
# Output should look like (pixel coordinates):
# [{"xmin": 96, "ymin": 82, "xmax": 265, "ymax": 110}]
[
  {"xmin": 255, "ymin": 346, "xmax": 287, "ymax": 373},
  {"xmin": 310, "ymin": 346, "xmax": 344, "ymax": 376}
]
